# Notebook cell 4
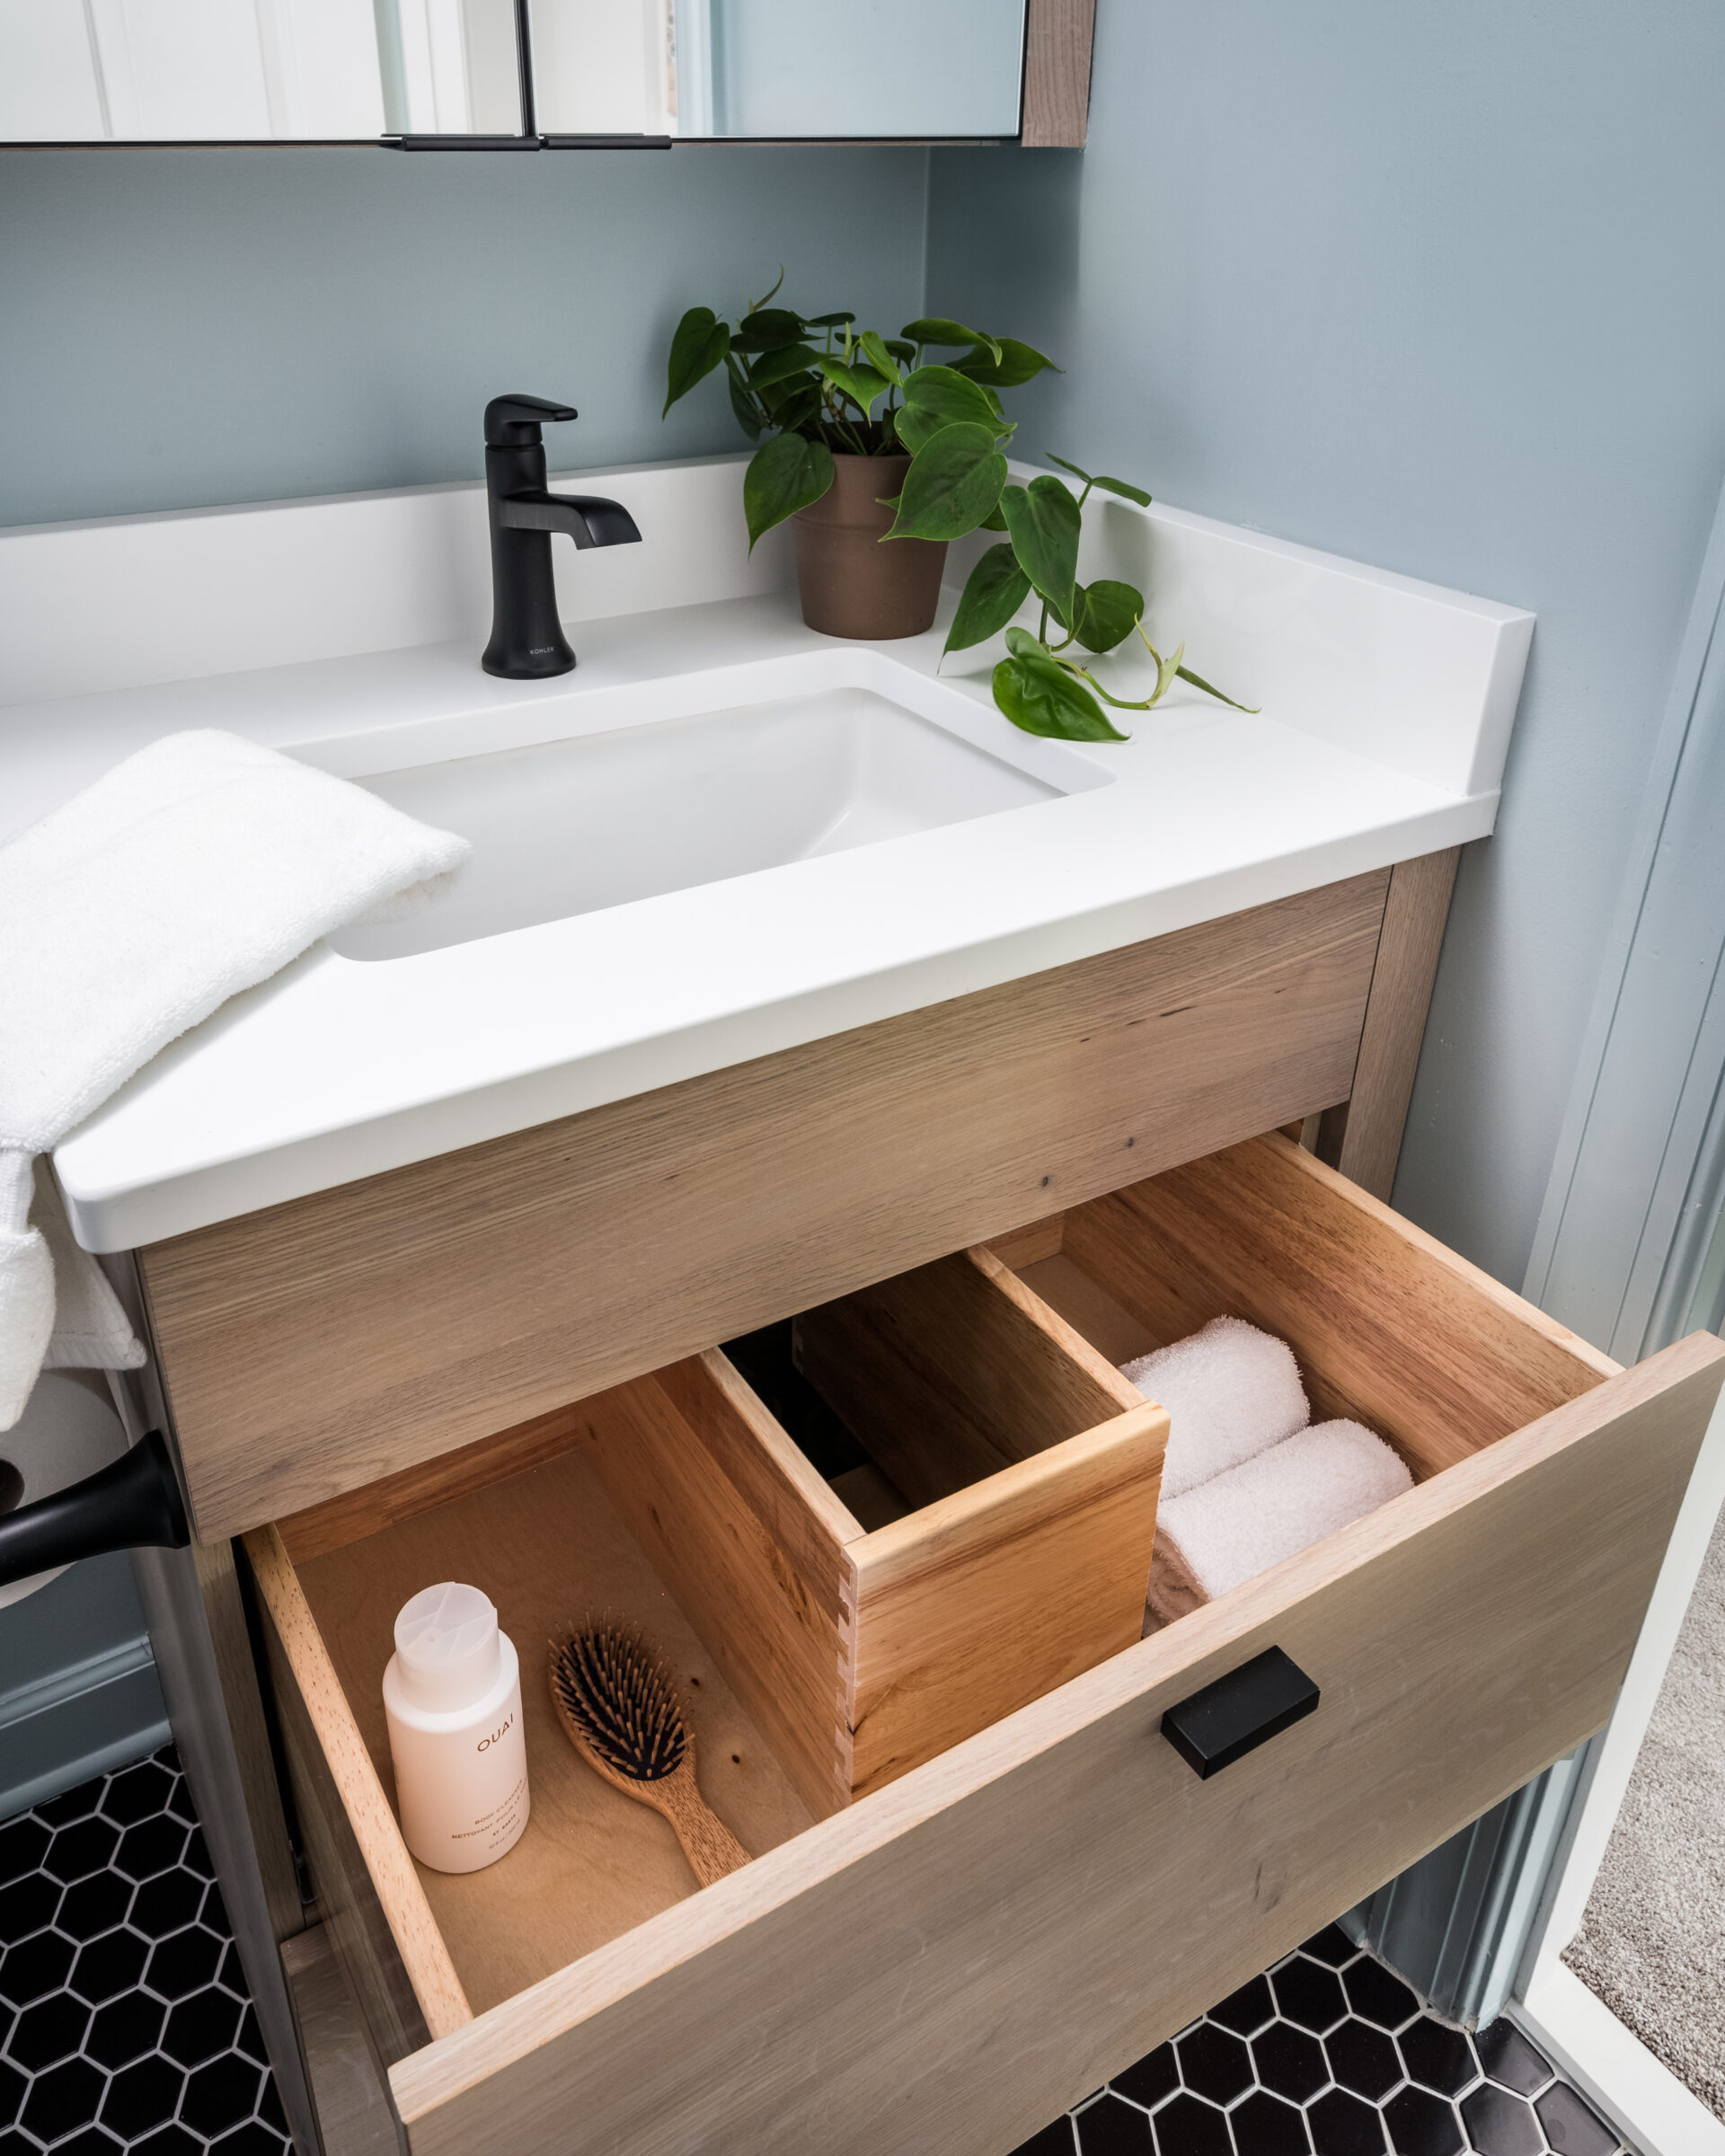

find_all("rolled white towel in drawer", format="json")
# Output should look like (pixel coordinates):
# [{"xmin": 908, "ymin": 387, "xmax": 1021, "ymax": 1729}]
[
  {"xmin": 1146, "ymin": 1418, "xmax": 1414, "ymax": 1625},
  {"xmin": 1121, "ymin": 1314, "xmax": 1309, "ymax": 1498}
]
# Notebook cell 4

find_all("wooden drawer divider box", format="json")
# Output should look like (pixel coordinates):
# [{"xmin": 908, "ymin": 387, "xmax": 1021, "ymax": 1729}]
[{"xmin": 243, "ymin": 1133, "xmax": 1725, "ymax": 2156}]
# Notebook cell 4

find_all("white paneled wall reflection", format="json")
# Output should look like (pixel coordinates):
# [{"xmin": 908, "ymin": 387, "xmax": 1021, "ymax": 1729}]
[
  {"xmin": 529, "ymin": 0, "xmax": 677, "ymax": 137},
  {"xmin": 0, "ymin": 0, "xmax": 520, "ymax": 138}
]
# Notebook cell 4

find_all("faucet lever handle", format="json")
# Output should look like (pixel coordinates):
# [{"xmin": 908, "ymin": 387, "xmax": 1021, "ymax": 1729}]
[{"xmin": 485, "ymin": 393, "xmax": 579, "ymax": 447}]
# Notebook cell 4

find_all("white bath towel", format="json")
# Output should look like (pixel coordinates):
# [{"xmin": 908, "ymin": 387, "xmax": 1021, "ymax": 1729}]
[
  {"xmin": 0, "ymin": 729, "xmax": 469, "ymax": 1427},
  {"xmin": 1146, "ymin": 1418, "xmax": 1413, "ymax": 1623},
  {"xmin": 1121, "ymin": 1314, "xmax": 1310, "ymax": 1498}
]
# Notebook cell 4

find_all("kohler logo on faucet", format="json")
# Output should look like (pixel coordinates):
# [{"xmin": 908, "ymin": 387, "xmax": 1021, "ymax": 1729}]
[{"xmin": 478, "ymin": 1712, "xmax": 515, "ymax": 1752}]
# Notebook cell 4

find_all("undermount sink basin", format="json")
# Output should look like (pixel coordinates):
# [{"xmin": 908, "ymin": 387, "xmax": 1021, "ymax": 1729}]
[{"xmin": 321, "ymin": 656, "xmax": 1107, "ymax": 962}]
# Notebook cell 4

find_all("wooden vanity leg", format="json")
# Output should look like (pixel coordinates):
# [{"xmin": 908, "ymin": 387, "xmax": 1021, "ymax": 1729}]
[{"xmin": 1318, "ymin": 847, "xmax": 1462, "ymax": 1201}]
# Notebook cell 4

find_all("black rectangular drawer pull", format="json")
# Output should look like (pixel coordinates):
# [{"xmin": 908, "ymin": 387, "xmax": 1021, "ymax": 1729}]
[{"xmin": 1161, "ymin": 1647, "xmax": 1320, "ymax": 1778}]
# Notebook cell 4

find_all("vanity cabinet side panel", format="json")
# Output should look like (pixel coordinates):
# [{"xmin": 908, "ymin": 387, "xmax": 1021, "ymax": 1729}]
[
  {"xmin": 1319, "ymin": 844, "xmax": 1462, "ymax": 1199},
  {"xmin": 576, "ymin": 1368, "xmax": 854, "ymax": 1818},
  {"xmin": 141, "ymin": 870, "xmax": 1389, "ymax": 1540}
]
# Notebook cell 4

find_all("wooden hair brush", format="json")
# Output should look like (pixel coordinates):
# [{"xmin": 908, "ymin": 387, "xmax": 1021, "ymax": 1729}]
[{"xmin": 548, "ymin": 1622, "xmax": 750, "ymax": 1888}]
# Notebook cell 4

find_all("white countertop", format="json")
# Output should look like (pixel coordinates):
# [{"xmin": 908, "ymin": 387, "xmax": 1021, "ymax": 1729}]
[{"xmin": 0, "ymin": 460, "xmax": 1531, "ymax": 1251}]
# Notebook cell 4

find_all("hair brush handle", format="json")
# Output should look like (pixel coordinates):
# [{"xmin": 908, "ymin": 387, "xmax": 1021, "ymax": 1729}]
[{"xmin": 658, "ymin": 1750, "xmax": 751, "ymax": 1887}]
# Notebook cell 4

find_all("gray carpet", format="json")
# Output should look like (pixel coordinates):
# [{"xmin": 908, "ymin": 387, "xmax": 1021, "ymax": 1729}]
[{"xmin": 1565, "ymin": 1498, "xmax": 1725, "ymax": 2118}]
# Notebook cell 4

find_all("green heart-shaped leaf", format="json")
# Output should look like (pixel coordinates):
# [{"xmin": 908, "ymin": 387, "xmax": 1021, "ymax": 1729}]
[
  {"xmin": 858, "ymin": 330, "xmax": 905, "ymax": 388},
  {"xmin": 897, "ymin": 369, "xmax": 1013, "ymax": 456},
  {"xmin": 732, "ymin": 306, "xmax": 804, "ymax": 353},
  {"xmin": 664, "ymin": 307, "xmax": 730, "ymax": 416},
  {"xmin": 1074, "ymin": 579, "xmax": 1145, "ymax": 653},
  {"xmin": 943, "ymin": 543, "xmax": 1031, "ymax": 657},
  {"xmin": 884, "ymin": 421, "xmax": 1009, "ymax": 541},
  {"xmin": 802, "ymin": 311, "xmax": 855, "ymax": 329},
  {"xmin": 993, "ymin": 653, "xmax": 1128, "ymax": 742},
  {"xmin": 953, "ymin": 335, "xmax": 1059, "ymax": 388},
  {"xmin": 901, "ymin": 317, "xmax": 1002, "ymax": 362},
  {"xmin": 747, "ymin": 342, "xmax": 821, "ymax": 389},
  {"xmin": 818, "ymin": 357, "xmax": 891, "ymax": 413},
  {"xmin": 1001, "ymin": 474, "xmax": 1081, "ymax": 626},
  {"xmin": 743, "ymin": 432, "xmax": 834, "ymax": 550},
  {"xmin": 1004, "ymin": 624, "xmax": 1047, "ymax": 659}
]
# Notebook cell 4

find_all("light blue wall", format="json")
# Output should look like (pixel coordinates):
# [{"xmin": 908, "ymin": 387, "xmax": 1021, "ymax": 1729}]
[
  {"xmin": 0, "ymin": 143, "xmax": 929, "ymax": 526},
  {"xmin": 926, "ymin": 0, "xmax": 1725, "ymax": 1287}
]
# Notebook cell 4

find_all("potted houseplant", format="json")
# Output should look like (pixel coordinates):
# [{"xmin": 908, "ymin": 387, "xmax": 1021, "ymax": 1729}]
[
  {"xmin": 665, "ymin": 279, "xmax": 1255, "ymax": 738},
  {"xmin": 663, "ymin": 276, "xmax": 1053, "ymax": 641}
]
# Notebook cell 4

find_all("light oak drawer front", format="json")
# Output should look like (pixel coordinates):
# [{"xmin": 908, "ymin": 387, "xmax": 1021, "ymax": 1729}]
[
  {"xmin": 247, "ymin": 1137, "xmax": 1725, "ymax": 2156},
  {"xmin": 144, "ymin": 870, "xmax": 1388, "ymax": 1540}
]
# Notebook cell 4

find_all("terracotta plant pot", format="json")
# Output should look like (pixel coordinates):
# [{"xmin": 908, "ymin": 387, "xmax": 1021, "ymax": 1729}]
[{"xmin": 792, "ymin": 451, "xmax": 948, "ymax": 640}]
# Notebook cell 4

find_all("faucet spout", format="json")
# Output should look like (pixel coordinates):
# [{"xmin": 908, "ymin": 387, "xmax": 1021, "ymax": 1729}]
[
  {"xmin": 480, "ymin": 394, "xmax": 641, "ymax": 680},
  {"xmin": 499, "ymin": 489, "xmax": 643, "ymax": 550}
]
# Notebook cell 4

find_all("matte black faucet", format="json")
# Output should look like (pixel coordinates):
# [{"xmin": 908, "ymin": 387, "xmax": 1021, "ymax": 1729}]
[{"xmin": 481, "ymin": 394, "xmax": 641, "ymax": 679}]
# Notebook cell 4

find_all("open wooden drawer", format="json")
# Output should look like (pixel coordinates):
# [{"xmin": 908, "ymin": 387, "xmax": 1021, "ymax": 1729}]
[{"xmin": 245, "ymin": 1134, "xmax": 1725, "ymax": 2156}]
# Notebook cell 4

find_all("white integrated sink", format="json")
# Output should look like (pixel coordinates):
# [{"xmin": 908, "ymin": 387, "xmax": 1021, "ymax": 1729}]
[{"xmin": 320, "ymin": 659, "xmax": 1108, "ymax": 962}]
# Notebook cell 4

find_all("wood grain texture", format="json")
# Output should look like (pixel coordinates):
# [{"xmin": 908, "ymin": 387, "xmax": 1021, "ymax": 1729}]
[
  {"xmin": 986, "ymin": 1214, "xmax": 1067, "ymax": 1271},
  {"xmin": 1327, "ymin": 846, "xmax": 1463, "ymax": 1200},
  {"xmin": 277, "ymin": 1402, "xmax": 593, "ymax": 1566},
  {"xmin": 795, "ymin": 1248, "xmax": 1144, "ymax": 1510},
  {"xmin": 246, "ymin": 1528, "xmax": 463, "ymax": 2059},
  {"xmin": 282, "ymin": 1445, "xmax": 814, "ymax": 2021},
  {"xmin": 1015, "ymin": 1250, "xmax": 1163, "ymax": 1369},
  {"xmin": 579, "ymin": 1365, "xmax": 853, "ymax": 1819},
  {"xmin": 385, "ymin": 1335, "xmax": 1725, "ymax": 2156},
  {"xmin": 827, "ymin": 1463, "xmax": 910, "ymax": 1533},
  {"xmin": 140, "ymin": 871, "xmax": 1389, "ymax": 1539},
  {"xmin": 847, "ymin": 1402, "xmax": 1168, "ymax": 1796},
  {"xmin": 1063, "ymin": 1133, "xmax": 1619, "ymax": 1480},
  {"xmin": 1021, "ymin": 0, "xmax": 1096, "ymax": 146},
  {"xmin": 657, "ymin": 1352, "xmax": 862, "ymax": 1578}
]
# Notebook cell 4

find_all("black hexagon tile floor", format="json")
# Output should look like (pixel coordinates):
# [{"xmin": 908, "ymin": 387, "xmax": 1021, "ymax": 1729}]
[
  {"xmin": 1012, "ymin": 1927, "xmax": 1632, "ymax": 2156},
  {"xmin": 0, "ymin": 1745, "xmax": 290, "ymax": 2156},
  {"xmin": 2, "ymin": 1749, "xmax": 1639, "ymax": 2156}
]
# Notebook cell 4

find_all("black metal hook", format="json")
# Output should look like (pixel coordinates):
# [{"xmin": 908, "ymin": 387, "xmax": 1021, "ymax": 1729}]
[{"xmin": 0, "ymin": 1429, "xmax": 190, "ymax": 1589}]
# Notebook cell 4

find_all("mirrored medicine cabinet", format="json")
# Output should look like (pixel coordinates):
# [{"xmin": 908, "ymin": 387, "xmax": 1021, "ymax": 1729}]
[{"xmin": 1, "ymin": 0, "xmax": 1092, "ymax": 149}]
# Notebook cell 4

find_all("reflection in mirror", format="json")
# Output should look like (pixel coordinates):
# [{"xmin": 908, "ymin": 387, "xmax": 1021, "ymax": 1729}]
[
  {"xmin": 528, "ymin": 0, "xmax": 1025, "ymax": 139},
  {"xmin": 0, "ymin": 0, "xmax": 521, "ymax": 141}
]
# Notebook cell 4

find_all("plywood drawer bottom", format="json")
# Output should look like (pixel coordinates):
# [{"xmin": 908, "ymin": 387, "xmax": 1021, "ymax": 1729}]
[{"xmin": 248, "ymin": 1135, "xmax": 1725, "ymax": 2156}]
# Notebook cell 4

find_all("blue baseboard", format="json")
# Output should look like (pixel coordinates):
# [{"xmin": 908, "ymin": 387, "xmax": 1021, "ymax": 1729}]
[{"xmin": 0, "ymin": 1636, "xmax": 171, "ymax": 1821}]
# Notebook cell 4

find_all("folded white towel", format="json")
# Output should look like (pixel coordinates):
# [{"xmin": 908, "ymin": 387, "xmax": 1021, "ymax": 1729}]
[
  {"xmin": 1146, "ymin": 1418, "xmax": 1413, "ymax": 1623},
  {"xmin": 1122, "ymin": 1314, "xmax": 1309, "ymax": 1498},
  {"xmin": 0, "ymin": 729, "xmax": 468, "ymax": 1427}
]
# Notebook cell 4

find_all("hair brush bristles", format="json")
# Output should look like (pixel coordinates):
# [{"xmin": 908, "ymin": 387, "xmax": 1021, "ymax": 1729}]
[{"xmin": 550, "ymin": 1622, "xmax": 686, "ymax": 1784}]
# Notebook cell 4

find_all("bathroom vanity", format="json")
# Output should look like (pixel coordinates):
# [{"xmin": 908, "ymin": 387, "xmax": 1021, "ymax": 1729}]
[{"xmin": 6, "ymin": 456, "xmax": 1721, "ymax": 2155}]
